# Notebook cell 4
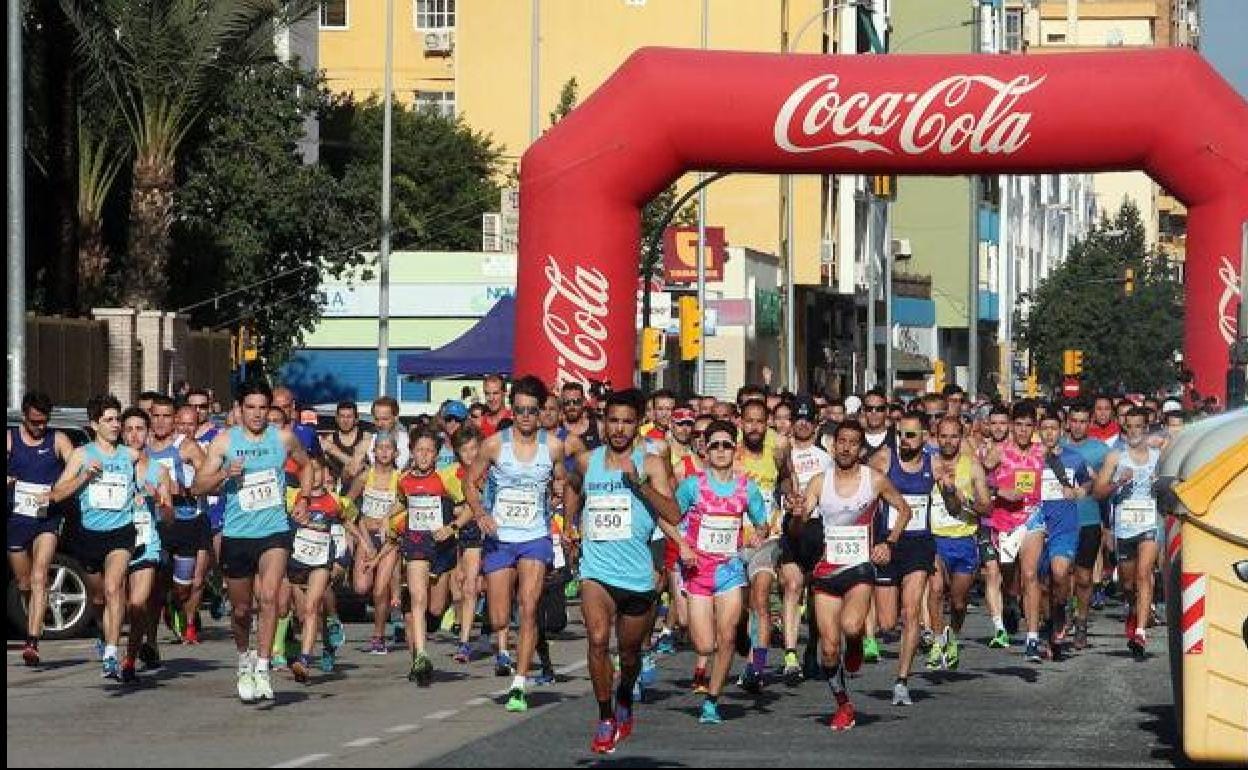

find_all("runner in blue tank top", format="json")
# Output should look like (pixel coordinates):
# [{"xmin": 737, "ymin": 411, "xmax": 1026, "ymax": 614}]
[
  {"xmin": 564, "ymin": 390, "xmax": 682, "ymax": 754},
  {"xmin": 867, "ymin": 412, "xmax": 930, "ymax": 708},
  {"xmin": 160, "ymin": 402, "xmax": 213, "ymax": 645},
  {"xmin": 7, "ymin": 391, "xmax": 75, "ymax": 666},
  {"xmin": 465, "ymin": 375, "xmax": 568, "ymax": 715},
  {"xmin": 50, "ymin": 394, "xmax": 149, "ymax": 681},
  {"xmin": 193, "ymin": 380, "xmax": 314, "ymax": 704}
]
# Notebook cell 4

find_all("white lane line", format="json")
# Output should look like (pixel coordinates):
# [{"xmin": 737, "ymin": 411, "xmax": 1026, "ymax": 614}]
[
  {"xmin": 270, "ymin": 753, "xmax": 331, "ymax": 768},
  {"xmin": 342, "ymin": 737, "xmax": 380, "ymax": 748},
  {"xmin": 384, "ymin": 724, "xmax": 420, "ymax": 734},
  {"xmin": 556, "ymin": 661, "xmax": 588, "ymax": 675},
  {"xmin": 464, "ymin": 696, "xmax": 491, "ymax": 706},
  {"xmin": 426, "ymin": 709, "xmax": 459, "ymax": 721}
]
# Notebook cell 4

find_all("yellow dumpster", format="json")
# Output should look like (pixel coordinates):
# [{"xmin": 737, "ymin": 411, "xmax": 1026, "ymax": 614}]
[{"xmin": 1157, "ymin": 407, "xmax": 1248, "ymax": 764}]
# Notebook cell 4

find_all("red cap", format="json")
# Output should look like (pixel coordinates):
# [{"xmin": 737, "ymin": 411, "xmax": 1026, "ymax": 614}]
[{"xmin": 673, "ymin": 408, "xmax": 696, "ymax": 423}]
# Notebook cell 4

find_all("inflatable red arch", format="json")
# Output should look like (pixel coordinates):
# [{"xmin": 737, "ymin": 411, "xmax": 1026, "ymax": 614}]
[{"xmin": 515, "ymin": 47, "xmax": 1248, "ymax": 400}]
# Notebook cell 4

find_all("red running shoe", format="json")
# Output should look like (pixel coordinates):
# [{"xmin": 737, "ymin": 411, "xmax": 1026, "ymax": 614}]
[
  {"xmin": 829, "ymin": 694, "xmax": 856, "ymax": 732},
  {"xmin": 614, "ymin": 707, "xmax": 634, "ymax": 743},
  {"xmin": 21, "ymin": 640, "xmax": 39, "ymax": 666},
  {"xmin": 183, "ymin": 623, "xmax": 201, "ymax": 646},
  {"xmin": 591, "ymin": 719, "xmax": 618, "ymax": 754},
  {"xmin": 844, "ymin": 636, "xmax": 864, "ymax": 674},
  {"xmin": 1124, "ymin": 611, "xmax": 1136, "ymax": 639}
]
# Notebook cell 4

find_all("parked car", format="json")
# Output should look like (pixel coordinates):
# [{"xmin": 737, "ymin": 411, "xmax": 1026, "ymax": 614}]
[{"xmin": 6, "ymin": 410, "xmax": 94, "ymax": 639}]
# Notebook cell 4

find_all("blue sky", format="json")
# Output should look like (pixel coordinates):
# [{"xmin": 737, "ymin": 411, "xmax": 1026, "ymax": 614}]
[{"xmin": 1201, "ymin": 0, "xmax": 1248, "ymax": 98}]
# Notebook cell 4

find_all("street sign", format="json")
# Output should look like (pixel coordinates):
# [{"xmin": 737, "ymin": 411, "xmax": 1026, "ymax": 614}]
[{"xmin": 1062, "ymin": 376, "xmax": 1081, "ymax": 399}]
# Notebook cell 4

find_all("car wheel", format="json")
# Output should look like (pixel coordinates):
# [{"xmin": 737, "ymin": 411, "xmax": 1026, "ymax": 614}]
[{"xmin": 6, "ymin": 555, "xmax": 93, "ymax": 640}]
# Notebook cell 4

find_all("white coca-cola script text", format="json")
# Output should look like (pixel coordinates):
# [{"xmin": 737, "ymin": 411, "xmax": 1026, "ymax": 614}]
[{"xmin": 541, "ymin": 255, "xmax": 611, "ymax": 387}]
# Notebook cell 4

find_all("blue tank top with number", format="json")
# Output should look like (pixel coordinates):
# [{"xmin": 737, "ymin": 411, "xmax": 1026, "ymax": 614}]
[
  {"xmin": 131, "ymin": 460, "xmax": 165, "ymax": 564},
  {"xmin": 223, "ymin": 425, "xmax": 290, "ymax": 539},
  {"xmin": 147, "ymin": 440, "xmax": 197, "ymax": 521},
  {"xmin": 486, "ymin": 428, "xmax": 553, "ymax": 543},
  {"xmin": 8, "ymin": 427, "xmax": 63, "ymax": 517},
  {"xmin": 580, "ymin": 447, "xmax": 655, "ymax": 593},
  {"xmin": 78, "ymin": 443, "xmax": 137, "ymax": 532},
  {"xmin": 879, "ymin": 445, "xmax": 935, "ymax": 541}
]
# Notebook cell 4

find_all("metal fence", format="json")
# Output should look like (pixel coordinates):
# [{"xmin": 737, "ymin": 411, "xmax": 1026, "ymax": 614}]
[{"xmin": 23, "ymin": 315, "xmax": 109, "ymax": 407}]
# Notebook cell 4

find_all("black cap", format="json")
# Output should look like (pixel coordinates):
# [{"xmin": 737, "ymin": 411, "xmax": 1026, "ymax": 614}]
[{"xmin": 793, "ymin": 395, "xmax": 819, "ymax": 422}]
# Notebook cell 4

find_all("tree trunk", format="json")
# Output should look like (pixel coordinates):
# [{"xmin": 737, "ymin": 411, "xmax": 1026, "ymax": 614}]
[
  {"xmin": 78, "ymin": 218, "xmax": 109, "ymax": 309},
  {"xmin": 124, "ymin": 154, "xmax": 176, "ymax": 310},
  {"xmin": 41, "ymin": 0, "xmax": 79, "ymax": 314}
]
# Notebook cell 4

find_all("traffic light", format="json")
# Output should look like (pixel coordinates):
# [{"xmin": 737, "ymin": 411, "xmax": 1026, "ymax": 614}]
[
  {"xmin": 932, "ymin": 358, "xmax": 946, "ymax": 391},
  {"xmin": 1062, "ymin": 349, "xmax": 1084, "ymax": 376},
  {"xmin": 871, "ymin": 174, "xmax": 897, "ymax": 201},
  {"xmin": 1123, "ymin": 266, "xmax": 1135, "ymax": 296},
  {"xmin": 237, "ymin": 326, "xmax": 259, "ymax": 367},
  {"xmin": 1025, "ymin": 371, "xmax": 1039, "ymax": 398},
  {"xmin": 678, "ymin": 295, "xmax": 702, "ymax": 361},
  {"xmin": 640, "ymin": 327, "xmax": 663, "ymax": 373}
]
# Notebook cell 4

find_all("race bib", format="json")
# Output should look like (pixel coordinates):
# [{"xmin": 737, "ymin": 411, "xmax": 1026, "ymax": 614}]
[
  {"xmin": 1117, "ymin": 499, "xmax": 1157, "ymax": 534},
  {"xmin": 494, "ymin": 486, "xmax": 540, "ymax": 529},
  {"xmin": 133, "ymin": 508, "xmax": 152, "ymax": 548},
  {"xmin": 696, "ymin": 514, "xmax": 740, "ymax": 556},
  {"xmin": 330, "ymin": 523, "xmax": 348, "ymax": 556},
  {"xmin": 585, "ymin": 494, "xmax": 632, "ymax": 542},
  {"xmin": 239, "ymin": 469, "xmax": 280, "ymax": 513},
  {"xmin": 928, "ymin": 491, "xmax": 963, "ymax": 530},
  {"xmin": 13, "ymin": 482, "xmax": 51, "ymax": 518},
  {"xmin": 888, "ymin": 494, "xmax": 929, "ymax": 532},
  {"xmin": 1041, "ymin": 471, "xmax": 1066, "ymax": 503},
  {"xmin": 292, "ymin": 528, "xmax": 331, "ymax": 567},
  {"xmin": 88, "ymin": 472, "xmax": 130, "ymax": 510},
  {"xmin": 792, "ymin": 450, "xmax": 828, "ymax": 489},
  {"xmin": 823, "ymin": 525, "xmax": 870, "ymax": 567},
  {"xmin": 360, "ymin": 490, "xmax": 396, "ymax": 520},
  {"xmin": 1014, "ymin": 470, "xmax": 1037, "ymax": 496},
  {"xmin": 406, "ymin": 496, "xmax": 443, "ymax": 532}
]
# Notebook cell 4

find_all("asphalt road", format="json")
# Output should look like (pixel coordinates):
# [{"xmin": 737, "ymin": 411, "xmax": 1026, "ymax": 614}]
[{"xmin": 7, "ymin": 597, "xmax": 1183, "ymax": 768}]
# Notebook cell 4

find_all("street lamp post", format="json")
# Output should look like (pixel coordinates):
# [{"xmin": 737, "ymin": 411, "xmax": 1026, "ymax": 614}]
[
  {"xmin": 7, "ymin": 0, "xmax": 24, "ymax": 411},
  {"xmin": 377, "ymin": 0, "xmax": 394, "ymax": 399}
]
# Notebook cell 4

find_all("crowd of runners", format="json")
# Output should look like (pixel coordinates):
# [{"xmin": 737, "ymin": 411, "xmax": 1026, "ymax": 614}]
[{"xmin": 7, "ymin": 375, "xmax": 1195, "ymax": 751}]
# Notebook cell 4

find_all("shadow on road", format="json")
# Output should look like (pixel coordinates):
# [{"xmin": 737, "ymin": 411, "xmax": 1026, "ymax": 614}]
[
  {"xmin": 982, "ymin": 665, "xmax": 1040, "ymax": 683},
  {"xmin": 1137, "ymin": 703, "xmax": 1191, "ymax": 767},
  {"xmin": 574, "ymin": 756, "xmax": 688, "ymax": 768}
]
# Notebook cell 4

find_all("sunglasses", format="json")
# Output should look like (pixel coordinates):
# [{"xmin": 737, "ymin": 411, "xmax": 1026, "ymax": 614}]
[
  {"xmin": 899, "ymin": 430, "xmax": 922, "ymax": 439},
  {"xmin": 674, "ymin": 420, "xmax": 695, "ymax": 428},
  {"xmin": 561, "ymin": 398, "xmax": 584, "ymax": 406},
  {"xmin": 513, "ymin": 405, "xmax": 542, "ymax": 416},
  {"xmin": 864, "ymin": 405, "xmax": 887, "ymax": 413},
  {"xmin": 444, "ymin": 415, "xmax": 463, "ymax": 423},
  {"xmin": 706, "ymin": 440, "xmax": 736, "ymax": 451}
]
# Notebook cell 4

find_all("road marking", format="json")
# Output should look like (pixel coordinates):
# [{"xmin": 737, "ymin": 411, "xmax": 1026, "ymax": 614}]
[
  {"xmin": 270, "ymin": 753, "xmax": 331, "ymax": 768},
  {"xmin": 426, "ymin": 709, "xmax": 459, "ymax": 721},
  {"xmin": 464, "ymin": 696, "xmax": 491, "ymax": 706},
  {"xmin": 556, "ymin": 661, "xmax": 587, "ymax": 675},
  {"xmin": 342, "ymin": 737, "xmax": 380, "ymax": 748},
  {"xmin": 385, "ymin": 724, "xmax": 420, "ymax": 734}
]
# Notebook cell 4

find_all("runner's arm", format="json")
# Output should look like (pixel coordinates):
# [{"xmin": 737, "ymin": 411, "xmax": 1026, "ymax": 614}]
[
  {"xmin": 638, "ymin": 453, "xmax": 681, "ymax": 526},
  {"xmin": 191, "ymin": 434, "xmax": 233, "ymax": 496},
  {"xmin": 49, "ymin": 447, "xmax": 90, "ymax": 503},
  {"xmin": 1091, "ymin": 452, "xmax": 1121, "ymax": 501}
]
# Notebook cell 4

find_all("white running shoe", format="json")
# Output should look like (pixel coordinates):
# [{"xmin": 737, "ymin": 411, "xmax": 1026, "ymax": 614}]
[
  {"xmin": 237, "ymin": 671, "xmax": 257, "ymax": 703},
  {"xmin": 253, "ymin": 670, "xmax": 275, "ymax": 701},
  {"xmin": 892, "ymin": 682, "xmax": 913, "ymax": 706}
]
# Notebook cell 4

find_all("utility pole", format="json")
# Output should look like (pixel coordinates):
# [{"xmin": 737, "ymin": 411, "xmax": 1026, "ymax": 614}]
[
  {"xmin": 377, "ymin": 0, "xmax": 394, "ymax": 399},
  {"xmin": 530, "ymin": 0, "xmax": 541, "ymax": 143},
  {"xmin": 966, "ymin": 1, "xmax": 982, "ymax": 398},
  {"xmin": 696, "ymin": 0, "xmax": 709, "ymax": 394},
  {"xmin": 7, "ymin": 0, "xmax": 25, "ymax": 410}
]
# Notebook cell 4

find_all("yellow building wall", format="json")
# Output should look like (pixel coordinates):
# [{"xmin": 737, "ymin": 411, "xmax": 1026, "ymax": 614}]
[{"xmin": 322, "ymin": 0, "xmax": 840, "ymax": 287}]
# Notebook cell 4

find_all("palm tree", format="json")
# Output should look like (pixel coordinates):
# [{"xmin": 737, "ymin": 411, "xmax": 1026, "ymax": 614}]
[
  {"xmin": 60, "ymin": 0, "xmax": 316, "ymax": 309},
  {"xmin": 77, "ymin": 122, "xmax": 125, "ymax": 307}
]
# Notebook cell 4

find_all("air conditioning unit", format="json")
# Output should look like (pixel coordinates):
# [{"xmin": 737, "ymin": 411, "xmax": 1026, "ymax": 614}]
[
  {"xmin": 482, "ymin": 212, "xmax": 502, "ymax": 252},
  {"xmin": 892, "ymin": 238, "xmax": 913, "ymax": 258},
  {"xmin": 423, "ymin": 29, "xmax": 454, "ymax": 54},
  {"xmin": 820, "ymin": 239, "xmax": 836, "ymax": 264}
]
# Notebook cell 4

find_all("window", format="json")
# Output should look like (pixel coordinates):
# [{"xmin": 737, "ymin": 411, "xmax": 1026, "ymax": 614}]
[
  {"xmin": 320, "ymin": 0, "xmax": 347, "ymax": 29},
  {"xmin": 1003, "ymin": 8, "xmax": 1023, "ymax": 52},
  {"xmin": 415, "ymin": 0, "xmax": 455, "ymax": 30},
  {"xmin": 1045, "ymin": 32, "xmax": 1066, "ymax": 44},
  {"xmin": 414, "ymin": 90, "xmax": 456, "ymax": 118}
]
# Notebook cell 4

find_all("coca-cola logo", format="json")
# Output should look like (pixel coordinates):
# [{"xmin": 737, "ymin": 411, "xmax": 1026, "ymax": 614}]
[
  {"xmin": 774, "ymin": 73, "xmax": 1046, "ymax": 156},
  {"xmin": 1217, "ymin": 256, "xmax": 1241, "ymax": 345},
  {"xmin": 541, "ymin": 255, "xmax": 611, "ymax": 387}
]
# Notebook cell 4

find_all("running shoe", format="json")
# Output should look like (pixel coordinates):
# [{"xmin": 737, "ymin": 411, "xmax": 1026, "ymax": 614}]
[
  {"xmin": 271, "ymin": 653, "xmax": 288, "ymax": 671},
  {"xmin": 919, "ymin": 627, "xmax": 935, "ymax": 652},
  {"xmin": 892, "ymin": 682, "xmax": 913, "ymax": 706},
  {"xmin": 21, "ymin": 640, "xmax": 39, "ymax": 666},
  {"xmin": 495, "ymin": 651, "xmax": 515, "ymax": 677},
  {"xmin": 138, "ymin": 642, "xmax": 161, "ymax": 670},
  {"xmin": 590, "ymin": 718, "xmax": 618, "ymax": 754},
  {"xmin": 253, "ymin": 669, "xmax": 275, "ymax": 700},
  {"xmin": 170, "ymin": 606, "xmax": 187, "ymax": 641},
  {"xmin": 614, "ymin": 706, "xmax": 634, "ymax": 743},
  {"xmin": 862, "ymin": 635, "xmax": 881, "ymax": 663},
  {"xmin": 829, "ymin": 695, "xmax": 856, "ymax": 731},
  {"xmin": 739, "ymin": 663, "xmax": 762, "ymax": 694},
  {"xmin": 367, "ymin": 636, "xmax": 388, "ymax": 655},
  {"xmin": 1024, "ymin": 638, "xmax": 1043, "ymax": 663},
  {"xmin": 782, "ymin": 650, "xmax": 803, "ymax": 686},
  {"xmin": 692, "ymin": 670, "xmax": 709, "ymax": 695},
  {"xmin": 533, "ymin": 666, "xmax": 556, "ymax": 686},
  {"xmin": 926, "ymin": 641, "xmax": 946, "ymax": 670},
  {"xmin": 640, "ymin": 652, "xmax": 659, "ymax": 686},
  {"xmin": 291, "ymin": 655, "xmax": 312, "ymax": 683},
  {"xmin": 1074, "ymin": 621, "xmax": 1089, "ymax": 651},
  {"xmin": 844, "ymin": 635, "xmax": 864, "ymax": 673},
  {"xmin": 1128, "ymin": 629, "xmax": 1147, "ymax": 660},
  {"xmin": 1090, "ymin": 585, "xmax": 1107, "ymax": 610},
  {"xmin": 237, "ymin": 670, "xmax": 257, "ymax": 703},
  {"xmin": 120, "ymin": 656, "xmax": 138, "ymax": 684},
  {"xmin": 319, "ymin": 650, "xmax": 336, "ymax": 673},
  {"xmin": 564, "ymin": 579, "xmax": 581, "ymax": 600},
  {"xmin": 182, "ymin": 623, "xmax": 201, "ymax": 646},
  {"xmin": 698, "ymin": 700, "xmax": 722, "ymax": 725},
  {"xmin": 325, "ymin": 616, "xmax": 346, "ymax": 652},
  {"xmin": 505, "ymin": 688, "xmax": 528, "ymax": 713},
  {"xmin": 987, "ymin": 629, "xmax": 1011, "ymax": 649},
  {"xmin": 412, "ymin": 652, "xmax": 433, "ymax": 687},
  {"xmin": 654, "ymin": 630, "xmax": 677, "ymax": 656},
  {"xmin": 101, "ymin": 656, "xmax": 120, "ymax": 680},
  {"xmin": 945, "ymin": 635, "xmax": 961, "ymax": 670},
  {"xmin": 452, "ymin": 642, "xmax": 472, "ymax": 664}
]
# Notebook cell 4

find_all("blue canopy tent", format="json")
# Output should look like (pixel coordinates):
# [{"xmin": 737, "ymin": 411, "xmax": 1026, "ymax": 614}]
[{"xmin": 397, "ymin": 295, "xmax": 515, "ymax": 377}]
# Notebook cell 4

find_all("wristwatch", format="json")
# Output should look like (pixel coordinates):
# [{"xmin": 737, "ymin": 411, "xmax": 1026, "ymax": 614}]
[{"xmin": 450, "ymin": 522, "xmax": 461, "ymax": 533}]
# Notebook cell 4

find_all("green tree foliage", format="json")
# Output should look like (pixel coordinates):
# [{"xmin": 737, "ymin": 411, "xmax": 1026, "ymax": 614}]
[
  {"xmin": 321, "ymin": 97, "xmax": 504, "ymax": 252},
  {"xmin": 1015, "ymin": 202, "xmax": 1184, "ymax": 394},
  {"xmin": 549, "ymin": 77, "xmax": 579, "ymax": 126},
  {"xmin": 170, "ymin": 64, "xmax": 371, "ymax": 368}
]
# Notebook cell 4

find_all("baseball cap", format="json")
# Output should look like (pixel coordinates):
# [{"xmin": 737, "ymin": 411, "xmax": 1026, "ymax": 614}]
[
  {"xmin": 792, "ymin": 395, "xmax": 819, "ymax": 423},
  {"xmin": 299, "ymin": 408, "xmax": 318, "ymax": 426},
  {"xmin": 1161, "ymin": 399, "xmax": 1183, "ymax": 414},
  {"xmin": 443, "ymin": 401, "xmax": 469, "ymax": 421},
  {"xmin": 844, "ymin": 395, "xmax": 863, "ymax": 415},
  {"xmin": 673, "ymin": 407, "xmax": 696, "ymax": 424}
]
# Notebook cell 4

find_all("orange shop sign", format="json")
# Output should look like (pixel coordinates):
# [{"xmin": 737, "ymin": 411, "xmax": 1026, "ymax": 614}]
[{"xmin": 662, "ymin": 227, "xmax": 728, "ymax": 284}]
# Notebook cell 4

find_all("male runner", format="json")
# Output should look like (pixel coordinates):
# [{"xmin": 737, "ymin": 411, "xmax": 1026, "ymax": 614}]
[
  {"xmin": 1063, "ymin": 402, "xmax": 1111, "ymax": 649},
  {"xmin": 478, "ymin": 375, "xmax": 513, "ymax": 438},
  {"xmin": 322, "ymin": 400, "xmax": 371, "ymax": 491}
]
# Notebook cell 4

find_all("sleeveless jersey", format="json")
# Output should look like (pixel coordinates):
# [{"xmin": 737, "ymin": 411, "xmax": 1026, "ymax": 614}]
[
  {"xmin": 989, "ymin": 441, "xmax": 1045, "ymax": 532},
  {"xmin": 486, "ymin": 428, "xmax": 554, "ymax": 543},
  {"xmin": 8, "ymin": 427, "xmax": 63, "ymax": 519},
  {"xmin": 677, "ymin": 472, "xmax": 754, "ymax": 562},
  {"xmin": 1112, "ymin": 446, "xmax": 1161, "ymax": 540},
  {"xmin": 358, "ymin": 466, "xmax": 401, "ymax": 525},
  {"xmin": 930, "ymin": 455, "xmax": 980, "ymax": 539},
  {"xmin": 880, "ymin": 446, "xmax": 935, "ymax": 541},
  {"xmin": 580, "ymin": 447, "xmax": 657, "ymax": 593},
  {"xmin": 813, "ymin": 465, "xmax": 877, "ymax": 578},
  {"xmin": 79, "ymin": 443, "xmax": 137, "ymax": 532},
  {"xmin": 222, "ymin": 425, "xmax": 289, "ymax": 539}
]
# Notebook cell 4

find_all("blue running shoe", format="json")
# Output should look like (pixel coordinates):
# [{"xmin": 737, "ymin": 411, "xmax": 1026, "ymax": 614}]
[
  {"xmin": 640, "ymin": 652, "xmax": 659, "ymax": 686},
  {"xmin": 495, "ymin": 651, "xmax": 514, "ymax": 677},
  {"xmin": 101, "ymin": 656, "xmax": 120, "ymax": 680},
  {"xmin": 325, "ymin": 617, "xmax": 346, "ymax": 653},
  {"xmin": 1024, "ymin": 638, "xmax": 1043, "ymax": 663},
  {"xmin": 319, "ymin": 650, "xmax": 336, "ymax": 673},
  {"xmin": 699, "ymin": 699, "xmax": 722, "ymax": 725},
  {"xmin": 654, "ymin": 631, "xmax": 677, "ymax": 656}
]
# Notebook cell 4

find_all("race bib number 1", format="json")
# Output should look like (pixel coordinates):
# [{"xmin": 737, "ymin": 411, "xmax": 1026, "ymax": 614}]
[
  {"xmin": 585, "ymin": 494, "xmax": 632, "ymax": 541},
  {"xmin": 696, "ymin": 515, "xmax": 740, "ymax": 556},
  {"xmin": 88, "ymin": 472, "xmax": 130, "ymax": 511}
]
